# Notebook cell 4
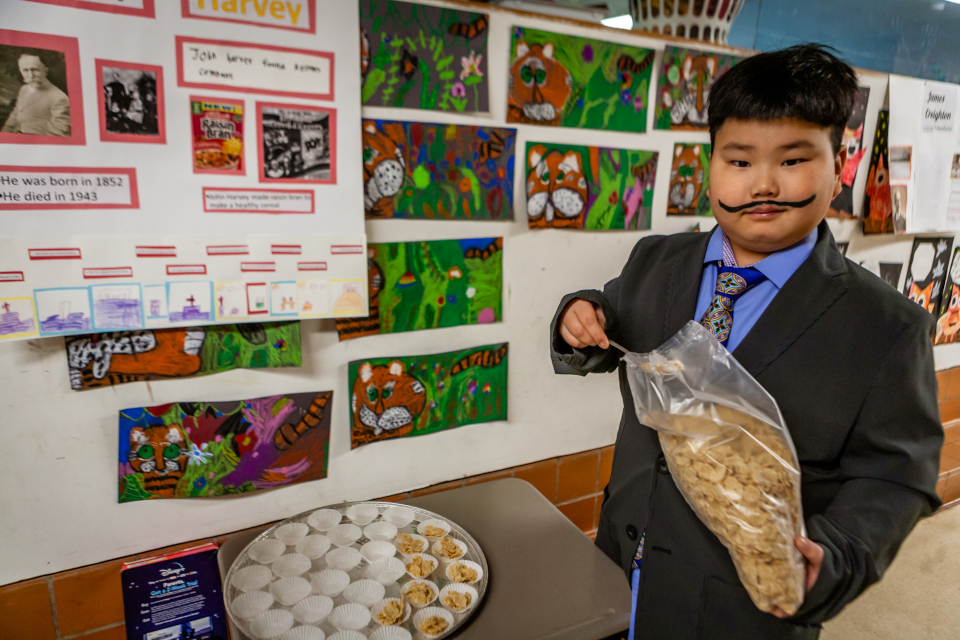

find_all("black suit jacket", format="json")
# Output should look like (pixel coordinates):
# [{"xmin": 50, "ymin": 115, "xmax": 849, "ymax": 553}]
[{"xmin": 550, "ymin": 221, "xmax": 942, "ymax": 639}]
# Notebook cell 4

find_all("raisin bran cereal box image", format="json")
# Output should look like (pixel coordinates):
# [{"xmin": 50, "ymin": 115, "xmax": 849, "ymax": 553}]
[{"xmin": 191, "ymin": 98, "xmax": 243, "ymax": 174}]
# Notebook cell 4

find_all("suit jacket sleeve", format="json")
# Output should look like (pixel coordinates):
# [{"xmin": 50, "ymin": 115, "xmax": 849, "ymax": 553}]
[
  {"xmin": 549, "ymin": 239, "xmax": 650, "ymax": 376},
  {"xmin": 46, "ymin": 91, "xmax": 71, "ymax": 137},
  {"xmin": 791, "ymin": 315, "xmax": 943, "ymax": 624}
]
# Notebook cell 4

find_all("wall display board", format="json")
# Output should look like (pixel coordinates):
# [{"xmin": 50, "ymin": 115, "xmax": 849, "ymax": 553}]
[
  {"xmin": 359, "ymin": 0, "xmax": 489, "ymax": 113},
  {"xmin": 362, "ymin": 119, "xmax": 516, "ymax": 220},
  {"xmin": 524, "ymin": 142, "xmax": 658, "ymax": 230},
  {"xmin": 666, "ymin": 142, "xmax": 712, "ymax": 216},
  {"xmin": 65, "ymin": 321, "xmax": 301, "ymax": 390},
  {"xmin": 827, "ymin": 87, "xmax": 871, "ymax": 219},
  {"xmin": 348, "ymin": 343, "xmax": 508, "ymax": 449},
  {"xmin": 903, "ymin": 236, "xmax": 953, "ymax": 314},
  {"xmin": 0, "ymin": 1, "xmax": 367, "ymax": 343},
  {"xmin": 119, "ymin": 391, "xmax": 333, "ymax": 502},
  {"xmin": 507, "ymin": 26, "xmax": 654, "ymax": 133},
  {"xmin": 654, "ymin": 45, "xmax": 743, "ymax": 131},
  {"xmin": 336, "ymin": 238, "xmax": 503, "ymax": 341},
  {"xmin": 888, "ymin": 75, "xmax": 960, "ymax": 233}
]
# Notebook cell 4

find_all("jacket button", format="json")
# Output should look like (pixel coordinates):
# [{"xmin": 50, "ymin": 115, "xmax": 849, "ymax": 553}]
[
  {"xmin": 657, "ymin": 456, "xmax": 669, "ymax": 474},
  {"xmin": 626, "ymin": 524, "xmax": 638, "ymax": 541}
]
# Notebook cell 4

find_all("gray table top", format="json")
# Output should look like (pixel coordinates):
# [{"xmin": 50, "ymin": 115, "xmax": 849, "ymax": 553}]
[{"xmin": 219, "ymin": 478, "xmax": 632, "ymax": 639}]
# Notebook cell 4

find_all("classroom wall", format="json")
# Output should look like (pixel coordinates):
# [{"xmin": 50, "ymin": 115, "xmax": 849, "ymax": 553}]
[{"xmin": 2, "ymin": 0, "xmax": 959, "ymax": 586}]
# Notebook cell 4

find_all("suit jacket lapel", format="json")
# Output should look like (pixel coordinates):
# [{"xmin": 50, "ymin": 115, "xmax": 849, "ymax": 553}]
[
  {"xmin": 732, "ymin": 220, "xmax": 848, "ymax": 377},
  {"xmin": 662, "ymin": 232, "xmax": 712, "ymax": 344}
]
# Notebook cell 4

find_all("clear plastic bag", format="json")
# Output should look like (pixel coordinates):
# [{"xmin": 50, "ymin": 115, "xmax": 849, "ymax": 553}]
[{"xmin": 623, "ymin": 321, "xmax": 805, "ymax": 615}]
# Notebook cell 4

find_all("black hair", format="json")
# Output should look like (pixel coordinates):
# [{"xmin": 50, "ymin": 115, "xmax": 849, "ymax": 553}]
[{"xmin": 708, "ymin": 44, "xmax": 858, "ymax": 154}]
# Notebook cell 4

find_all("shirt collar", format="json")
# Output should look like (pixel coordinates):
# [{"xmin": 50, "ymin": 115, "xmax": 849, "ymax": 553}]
[{"xmin": 703, "ymin": 225, "xmax": 819, "ymax": 289}]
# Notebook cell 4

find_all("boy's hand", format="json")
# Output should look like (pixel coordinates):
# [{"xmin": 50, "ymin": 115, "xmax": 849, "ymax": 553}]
[
  {"xmin": 559, "ymin": 298, "xmax": 609, "ymax": 350},
  {"xmin": 770, "ymin": 536, "xmax": 825, "ymax": 619}
]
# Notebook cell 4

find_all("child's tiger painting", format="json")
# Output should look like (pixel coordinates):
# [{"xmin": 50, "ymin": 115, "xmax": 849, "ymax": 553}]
[
  {"xmin": 525, "ymin": 142, "xmax": 658, "ymax": 230},
  {"xmin": 667, "ymin": 143, "xmax": 711, "ymax": 216},
  {"xmin": 902, "ymin": 236, "xmax": 953, "ymax": 318},
  {"xmin": 508, "ymin": 27, "xmax": 654, "ymax": 133},
  {"xmin": 348, "ymin": 343, "xmax": 509, "ymax": 449},
  {"xmin": 362, "ymin": 120, "xmax": 406, "ymax": 218},
  {"xmin": 655, "ymin": 46, "xmax": 742, "ymax": 131},
  {"xmin": 119, "ymin": 391, "xmax": 333, "ymax": 502}
]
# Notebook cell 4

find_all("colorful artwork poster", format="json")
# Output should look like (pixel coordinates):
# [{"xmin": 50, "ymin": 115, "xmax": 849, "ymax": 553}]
[
  {"xmin": 524, "ymin": 142, "xmax": 658, "ymax": 230},
  {"xmin": 359, "ymin": 0, "xmax": 489, "ymax": 113},
  {"xmin": 348, "ymin": 343, "xmax": 508, "ymax": 449},
  {"xmin": 507, "ymin": 26, "xmax": 654, "ymax": 133},
  {"xmin": 336, "ymin": 238, "xmax": 502, "ymax": 341},
  {"xmin": 862, "ymin": 110, "xmax": 892, "ymax": 234},
  {"xmin": 362, "ymin": 119, "xmax": 515, "ymax": 220},
  {"xmin": 828, "ymin": 87, "xmax": 871, "ymax": 218},
  {"xmin": 667, "ymin": 143, "xmax": 712, "ymax": 216},
  {"xmin": 119, "ymin": 390, "xmax": 332, "ymax": 502},
  {"xmin": 879, "ymin": 262, "xmax": 903, "ymax": 290},
  {"xmin": 936, "ymin": 248, "xmax": 960, "ymax": 344},
  {"xmin": 66, "ymin": 321, "xmax": 301, "ymax": 390},
  {"xmin": 904, "ymin": 236, "xmax": 953, "ymax": 315},
  {"xmin": 654, "ymin": 45, "xmax": 742, "ymax": 131}
]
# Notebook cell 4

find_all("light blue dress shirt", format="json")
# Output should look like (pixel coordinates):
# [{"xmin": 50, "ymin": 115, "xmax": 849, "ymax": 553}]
[{"xmin": 627, "ymin": 225, "xmax": 818, "ymax": 639}]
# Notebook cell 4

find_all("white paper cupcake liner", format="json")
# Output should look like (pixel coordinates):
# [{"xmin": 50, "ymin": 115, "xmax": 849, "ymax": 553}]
[
  {"xmin": 324, "ymin": 546, "xmax": 362, "ymax": 572},
  {"xmin": 415, "ymin": 519, "xmax": 451, "ymax": 541},
  {"xmin": 232, "ymin": 564, "xmax": 274, "ymax": 592},
  {"xmin": 296, "ymin": 534, "xmax": 332, "ymax": 560},
  {"xmin": 307, "ymin": 508, "xmax": 342, "ymax": 532},
  {"xmin": 365, "ymin": 556, "xmax": 405, "ymax": 585},
  {"xmin": 275, "ymin": 522, "xmax": 310, "ymax": 545},
  {"xmin": 393, "ymin": 534, "xmax": 428, "ymax": 558},
  {"xmin": 363, "ymin": 521, "xmax": 398, "ymax": 541},
  {"xmin": 327, "ymin": 523, "xmax": 362, "ymax": 547},
  {"xmin": 250, "ymin": 609, "xmax": 295, "ymax": 639},
  {"xmin": 345, "ymin": 503, "xmax": 379, "ymax": 526},
  {"xmin": 249, "ymin": 538, "xmax": 287, "ymax": 564},
  {"xmin": 382, "ymin": 506, "xmax": 415, "ymax": 529},
  {"xmin": 343, "ymin": 578, "xmax": 386, "ymax": 607},
  {"xmin": 411, "ymin": 607, "xmax": 455, "ymax": 639},
  {"xmin": 309, "ymin": 569, "xmax": 350, "ymax": 597},
  {"xmin": 231, "ymin": 590, "xmax": 274, "ymax": 620},
  {"xmin": 445, "ymin": 560, "xmax": 483, "ymax": 585},
  {"xmin": 280, "ymin": 625, "xmax": 326, "ymax": 640},
  {"xmin": 370, "ymin": 597, "xmax": 412, "ymax": 626},
  {"xmin": 430, "ymin": 537, "xmax": 467, "ymax": 564},
  {"xmin": 438, "ymin": 583, "xmax": 479, "ymax": 613},
  {"xmin": 292, "ymin": 595, "xmax": 334, "ymax": 625},
  {"xmin": 327, "ymin": 632, "xmax": 367, "ymax": 640},
  {"xmin": 369, "ymin": 626, "xmax": 413, "ymax": 640},
  {"xmin": 328, "ymin": 602, "xmax": 372, "ymax": 631},
  {"xmin": 400, "ymin": 579, "xmax": 439, "ymax": 608},
  {"xmin": 270, "ymin": 576, "xmax": 313, "ymax": 606},
  {"xmin": 272, "ymin": 553, "xmax": 312, "ymax": 578},
  {"xmin": 360, "ymin": 540, "xmax": 396, "ymax": 564},
  {"xmin": 403, "ymin": 553, "xmax": 438, "ymax": 580}
]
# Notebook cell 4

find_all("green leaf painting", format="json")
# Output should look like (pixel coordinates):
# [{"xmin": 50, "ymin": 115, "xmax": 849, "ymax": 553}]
[
  {"xmin": 363, "ymin": 119, "xmax": 515, "ymax": 220},
  {"xmin": 349, "ymin": 343, "xmax": 508, "ymax": 449},
  {"xmin": 667, "ymin": 143, "xmax": 713, "ymax": 217},
  {"xmin": 65, "ymin": 322, "xmax": 301, "ymax": 390},
  {"xmin": 336, "ymin": 238, "xmax": 502, "ymax": 341},
  {"xmin": 360, "ymin": 0, "xmax": 489, "ymax": 113},
  {"xmin": 118, "ymin": 391, "xmax": 331, "ymax": 502},
  {"xmin": 654, "ymin": 46, "xmax": 743, "ymax": 131},
  {"xmin": 525, "ymin": 142, "xmax": 658, "ymax": 230},
  {"xmin": 507, "ymin": 26, "xmax": 654, "ymax": 133}
]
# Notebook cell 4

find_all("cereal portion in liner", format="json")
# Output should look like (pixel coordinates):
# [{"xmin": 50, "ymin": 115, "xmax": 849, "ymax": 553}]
[
  {"xmin": 376, "ymin": 598, "xmax": 404, "ymax": 625},
  {"xmin": 434, "ymin": 537, "xmax": 464, "ymax": 560},
  {"xmin": 397, "ymin": 533, "xmax": 425, "ymax": 554},
  {"xmin": 405, "ymin": 581, "xmax": 434, "ymax": 605},
  {"xmin": 442, "ymin": 590, "xmax": 471, "ymax": 611},
  {"xmin": 447, "ymin": 562, "xmax": 477, "ymax": 583},
  {"xmin": 405, "ymin": 556, "xmax": 434, "ymax": 578},
  {"xmin": 420, "ymin": 525, "xmax": 445, "ymax": 537},
  {"xmin": 420, "ymin": 615, "xmax": 449, "ymax": 635}
]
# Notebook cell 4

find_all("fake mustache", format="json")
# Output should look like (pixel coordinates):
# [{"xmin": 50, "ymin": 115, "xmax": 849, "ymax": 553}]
[{"xmin": 717, "ymin": 194, "xmax": 816, "ymax": 213}]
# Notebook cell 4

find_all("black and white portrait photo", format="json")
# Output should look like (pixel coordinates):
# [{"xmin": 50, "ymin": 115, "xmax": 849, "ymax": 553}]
[
  {"xmin": 258, "ymin": 102, "xmax": 336, "ymax": 184},
  {"xmin": 101, "ymin": 65, "xmax": 159, "ymax": 137}
]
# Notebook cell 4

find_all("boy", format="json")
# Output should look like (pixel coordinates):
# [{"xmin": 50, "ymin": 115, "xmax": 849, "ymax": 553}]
[{"xmin": 551, "ymin": 45, "xmax": 942, "ymax": 639}]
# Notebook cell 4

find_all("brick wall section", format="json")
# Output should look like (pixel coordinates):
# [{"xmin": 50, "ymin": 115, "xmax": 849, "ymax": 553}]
[{"xmin": 6, "ymin": 363, "xmax": 960, "ymax": 640}]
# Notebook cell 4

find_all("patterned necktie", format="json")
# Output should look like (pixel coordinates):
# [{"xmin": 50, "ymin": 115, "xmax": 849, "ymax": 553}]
[{"xmin": 698, "ymin": 266, "xmax": 767, "ymax": 347}]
